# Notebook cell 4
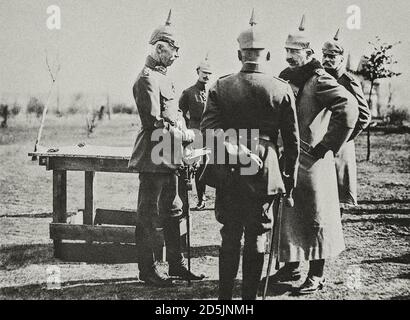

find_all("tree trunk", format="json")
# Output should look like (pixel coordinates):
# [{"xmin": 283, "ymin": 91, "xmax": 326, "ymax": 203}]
[{"xmin": 366, "ymin": 80, "xmax": 375, "ymax": 161}]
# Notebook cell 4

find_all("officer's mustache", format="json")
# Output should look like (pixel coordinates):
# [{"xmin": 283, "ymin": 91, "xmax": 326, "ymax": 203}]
[{"xmin": 286, "ymin": 58, "xmax": 297, "ymax": 65}]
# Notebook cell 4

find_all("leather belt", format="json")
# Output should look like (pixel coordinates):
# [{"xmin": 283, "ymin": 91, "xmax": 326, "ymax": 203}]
[
  {"xmin": 259, "ymin": 133, "xmax": 274, "ymax": 142},
  {"xmin": 300, "ymin": 139, "xmax": 313, "ymax": 153}
]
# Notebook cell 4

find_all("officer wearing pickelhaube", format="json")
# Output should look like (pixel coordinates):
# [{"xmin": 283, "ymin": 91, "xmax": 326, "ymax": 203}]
[
  {"xmin": 273, "ymin": 15, "xmax": 359, "ymax": 294},
  {"xmin": 129, "ymin": 9, "xmax": 204, "ymax": 286},
  {"xmin": 179, "ymin": 54, "xmax": 213, "ymax": 210},
  {"xmin": 201, "ymin": 9, "xmax": 300, "ymax": 300},
  {"xmin": 322, "ymin": 29, "xmax": 371, "ymax": 208}
]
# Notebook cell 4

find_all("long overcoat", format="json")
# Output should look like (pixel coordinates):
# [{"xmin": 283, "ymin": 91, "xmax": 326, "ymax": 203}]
[
  {"xmin": 335, "ymin": 71, "xmax": 371, "ymax": 205},
  {"xmin": 275, "ymin": 66, "xmax": 359, "ymax": 262}
]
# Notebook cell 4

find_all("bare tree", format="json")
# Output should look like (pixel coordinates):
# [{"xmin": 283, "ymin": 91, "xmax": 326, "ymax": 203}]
[
  {"xmin": 356, "ymin": 37, "xmax": 401, "ymax": 160},
  {"xmin": 32, "ymin": 50, "xmax": 60, "ymax": 160}
]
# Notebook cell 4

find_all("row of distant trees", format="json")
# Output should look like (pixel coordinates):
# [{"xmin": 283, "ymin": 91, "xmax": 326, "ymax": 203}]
[{"xmin": 0, "ymin": 95, "xmax": 137, "ymax": 118}]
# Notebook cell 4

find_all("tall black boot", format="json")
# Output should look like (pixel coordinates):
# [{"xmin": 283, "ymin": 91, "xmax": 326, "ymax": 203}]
[
  {"xmin": 242, "ymin": 251, "xmax": 264, "ymax": 300},
  {"xmin": 136, "ymin": 224, "xmax": 173, "ymax": 287},
  {"xmin": 135, "ymin": 224, "xmax": 154, "ymax": 275},
  {"xmin": 308, "ymin": 259, "xmax": 325, "ymax": 278},
  {"xmin": 165, "ymin": 217, "xmax": 205, "ymax": 280},
  {"xmin": 219, "ymin": 247, "xmax": 241, "ymax": 300}
]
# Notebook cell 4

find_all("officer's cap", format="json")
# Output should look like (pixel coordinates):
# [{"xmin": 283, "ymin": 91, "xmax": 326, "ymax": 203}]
[
  {"xmin": 148, "ymin": 9, "xmax": 180, "ymax": 48},
  {"xmin": 237, "ymin": 9, "xmax": 267, "ymax": 50},
  {"xmin": 322, "ymin": 29, "xmax": 344, "ymax": 55},
  {"xmin": 197, "ymin": 53, "xmax": 212, "ymax": 73},
  {"xmin": 285, "ymin": 15, "xmax": 313, "ymax": 51}
]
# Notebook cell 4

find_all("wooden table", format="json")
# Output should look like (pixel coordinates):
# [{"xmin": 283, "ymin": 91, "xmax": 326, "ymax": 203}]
[{"xmin": 29, "ymin": 144, "xmax": 188, "ymax": 263}]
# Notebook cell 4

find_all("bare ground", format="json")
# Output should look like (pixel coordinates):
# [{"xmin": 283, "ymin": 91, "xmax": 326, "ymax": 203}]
[{"xmin": 0, "ymin": 114, "xmax": 409, "ymax": 300}]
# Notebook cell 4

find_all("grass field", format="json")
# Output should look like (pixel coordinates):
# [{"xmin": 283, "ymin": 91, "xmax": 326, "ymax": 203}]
[{"xmin": 0, "ymin": 114, "xmax": 409, "ymax": 300}]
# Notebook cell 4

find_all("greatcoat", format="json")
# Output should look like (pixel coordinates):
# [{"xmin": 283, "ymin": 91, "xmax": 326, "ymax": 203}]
[
  {"xmin": 276, "ymin": 60, "xmax": 359, "ymax": 262},
  {"xmin": 333, "ymin": 69, "xmax": 371, "ymax": 205}
]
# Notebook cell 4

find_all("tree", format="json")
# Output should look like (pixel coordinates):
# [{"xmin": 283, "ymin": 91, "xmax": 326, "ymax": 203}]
[{"xmin": 356, "ymin": 37, "xmax": 401, "ymax": 160}]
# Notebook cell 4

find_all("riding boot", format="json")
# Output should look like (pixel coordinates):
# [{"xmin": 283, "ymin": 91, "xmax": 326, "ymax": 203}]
[
  {"xmin": 163, "ymin": 216, "xmax": 184, "ymax": 265},
  {"xmin": 242, "ymin": 251, "xmax": 264, "ymax": 300},
  {"xmin": 136, "ymin": 224, "xmax": 173, "ymax": 286},
  {"xmin": 219, "ymin": 247, "xmax": 241, "ymax": 300},
  {"xmin": 135, "ymin": 224, "xmax": 154, "ymax": 275}
]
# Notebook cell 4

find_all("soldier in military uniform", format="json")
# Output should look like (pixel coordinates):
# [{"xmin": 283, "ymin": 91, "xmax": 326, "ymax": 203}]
[
  {"xmin": 201, "ymin": 11, "xmax": 300, "ymax": 300},
  {"xmin": 272, "ymin": 16, "xmax": 359, "ymax": 294},
  {"xmin": 128, "ymin": 10, "xmax": 204, "ymax": 286},
  {"xmin": 322, "ymin": 29, "xmax": 371, "ymax": 209},
  {"xmin": 179, "ymin": 56, "xmax": 213, "ymax": 210}
]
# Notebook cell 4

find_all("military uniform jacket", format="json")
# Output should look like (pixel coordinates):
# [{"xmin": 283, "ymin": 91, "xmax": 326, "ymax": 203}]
[
  {"xmin": 275, "ymin": 61, "xmax": 359, "ymax": 262},
  {"xmin": 179, "ymin": 81, "xmax": 207, "ymax": 130},
  {"xmin": 200, "ymin": 62, "xmax": 300, "ymax": 224},
  {"xmin": 128, "ymin": 56, "xmax": 187, "ymax": 172},
  {"xmin": 335, "ymin": 70, "xmax": 371, "ymax": 205}
]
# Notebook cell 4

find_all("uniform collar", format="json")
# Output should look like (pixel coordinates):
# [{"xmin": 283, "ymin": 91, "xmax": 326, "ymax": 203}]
[
  {"xmin": 280, "ymin": 58, "xmax": 323, "ymax": 88},
  {"xmin": 325, "ymin": 66, "xmax": 345, "ymax": 80},
  {"xmin": 240, "ymin": 62, "xmax": 268, "ymax": 74},
  {"xmin": 145, "ymin": 55, "xmax": 167, "ymax": 75},
  {"xmin": 195, "ymin": 80, "xmax": 206, "ymax": 91}
]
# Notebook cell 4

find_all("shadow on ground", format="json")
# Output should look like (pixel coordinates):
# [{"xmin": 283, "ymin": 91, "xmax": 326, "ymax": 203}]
[
  {"xmin": 0, "ymin": 276, "xmax": 299, "ymax": 300},
  {"xmin": 190, "ymin": 245, "xmax": 219, "ymax": 258},
  {"xmin": 358, "ymin": 199, "xmax": 410, "ymax": 205},
  {"xmin": 344, "ymin": 209, "xmax": 410, "ymax": 215},
  {"xmin": 0, "ymin": 244, "xmax": 54, "ymax": 270},
  {"xmin": 0, "ymin": 278, "xmax": 221, "ymax": 300},
  {"xmin": 0, "ymin": 243, "xmax": 219, "ymax": 269},
  {"xmin": 258, "ymin": 280, "xmax": 294, "ymax": 298},
  {"xmin": 396, "ymin": 273, "xmax": 410, "ymax": 280},
  {"xmin": 361, "ymin": 253, "xmax": 410, "ymax": 265},
  {"xmin": 343, "ymin": 217, "xmax": 410, "ymax": 224}
]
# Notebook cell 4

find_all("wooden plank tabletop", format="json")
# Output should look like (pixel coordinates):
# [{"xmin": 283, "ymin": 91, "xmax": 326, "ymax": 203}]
[{"xmin": 28, "ymin": 144, "xmax": 132, "ymax": 160}]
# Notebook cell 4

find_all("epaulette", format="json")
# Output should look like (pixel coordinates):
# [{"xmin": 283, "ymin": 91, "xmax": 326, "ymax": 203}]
[
  {"xmin": 154, "ymin": 65, "xmax": 167, "ymax": 75},
  {"xmin": 341, "ymin": 72, "xmax": 356, "ymax": 82},
  {"xmin": 142, "ymin": 67, "xmax": 151, "ymax": 77}
]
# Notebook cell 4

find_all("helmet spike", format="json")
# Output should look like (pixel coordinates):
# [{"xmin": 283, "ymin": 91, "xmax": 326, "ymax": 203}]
[
  {"xmin": 165, "ymin": 9, "xmax": 172, "ymax": 26},
  {"xmin": 334, "ymin": 28, "xmax": 340, "ymax": 41},
  {"xmin": 298, "ymin": 14, "xmax": 305, "ymax": 31},
  {"xmin": 346, "ymin": 52, "xmax": 353, "ymax": 71},
  {"xmin": 249, "ymin": 8, "xmax": 257, "ymax": 26}
]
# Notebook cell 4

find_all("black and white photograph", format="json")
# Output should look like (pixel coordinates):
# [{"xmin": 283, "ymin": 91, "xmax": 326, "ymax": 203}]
[{"xmin": 0, "ymin": 0, "xmax": 409, "ymax": 303}]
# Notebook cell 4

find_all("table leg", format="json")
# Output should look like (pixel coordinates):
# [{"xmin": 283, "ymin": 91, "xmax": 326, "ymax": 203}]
[
  {"xmin": 84, "ymin": 171, "xmax": 95, "ymax": 225},
  {"xmin": 53, "ymin": 170, "xmax": 67, "ymax": 258}
]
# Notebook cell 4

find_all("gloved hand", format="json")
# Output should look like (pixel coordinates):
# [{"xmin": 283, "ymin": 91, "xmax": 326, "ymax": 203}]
[
  {"xmin": 284, "ymin": 194, "xmax": 295, "ymax": 207},
  {"xmin": 182, "ymin": 129, "xmax": 195, "ymax": 143},
  {"xmin": 310, "ymin": 143, "xmax": 329, "ymax": 159},
  {"xmin": 282, "ymin": 173, "xmax": 295, "ymax": 194},
  {"xmin": 282, "ymin": 173, "xmax": 295, "ymax": 207}
]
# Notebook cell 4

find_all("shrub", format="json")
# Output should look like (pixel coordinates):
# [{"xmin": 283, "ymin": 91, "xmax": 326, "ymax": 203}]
[
  {"xmin": 10, "ymin": 102, "xmax": 21, "ymax": 116},
  {"xmin": 67, "ymin": 93, "xmax": 86, "ymax": 115},
  {"xmin": 112, "ymin": 103, "xmax": 136, "ymax": 114},
  {"xmin": 386, "ymin": 107, "xmax": 410, "ymax": 125},
  {"xmin": 26, "ymin": 97, "xmax": 44, "ymax": 117}
]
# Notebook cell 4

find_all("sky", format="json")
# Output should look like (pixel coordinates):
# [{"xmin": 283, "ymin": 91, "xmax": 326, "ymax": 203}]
[{"xmin": 0, "ymin": 0, "xmax": 409, "ymax": 106}]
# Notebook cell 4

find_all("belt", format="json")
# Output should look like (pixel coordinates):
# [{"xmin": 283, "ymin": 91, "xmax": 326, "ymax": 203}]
[
  {"xmin": 259, "ymin": 133, "xmax": 273, "ymax": 142},
  {"xmin": 300, "ymin": 139, "xmax": 313, "ymax": 153}
]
